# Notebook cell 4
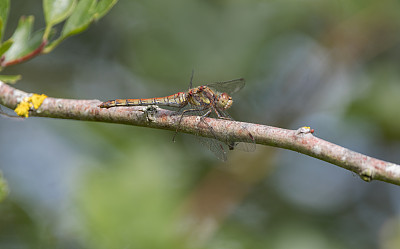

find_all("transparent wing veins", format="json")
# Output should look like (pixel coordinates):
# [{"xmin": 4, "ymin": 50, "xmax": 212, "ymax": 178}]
[{"xmin": 206, "ymin": 78, "xmax": 245, "ymax": 95}]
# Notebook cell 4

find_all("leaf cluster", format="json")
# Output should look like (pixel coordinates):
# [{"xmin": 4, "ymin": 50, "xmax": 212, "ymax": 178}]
[{"xmin": 0, "ymin": 0, "xmax": 118, "ymax": 83}]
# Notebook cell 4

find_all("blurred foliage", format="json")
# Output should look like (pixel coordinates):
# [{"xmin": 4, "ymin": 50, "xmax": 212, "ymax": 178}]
[
  {"xmin": 0, "ymin": 170, "xmax": 8, "ymax": 202},
  {"xmin": 76, "ymin": 147, "xmax": 186, "ymax": 249},
  {"xmin": 1, "ymin": 0, "xmax": 400, "ymax": 249},
  {"xmin": 347, "ymin": 65, "xmax": 400, "ymax": 140}
]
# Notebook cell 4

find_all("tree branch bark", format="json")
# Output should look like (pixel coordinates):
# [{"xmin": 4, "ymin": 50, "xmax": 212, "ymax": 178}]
[{"xmin": 1, "ymin": 81, "xmax": 399, "ymax": 185}]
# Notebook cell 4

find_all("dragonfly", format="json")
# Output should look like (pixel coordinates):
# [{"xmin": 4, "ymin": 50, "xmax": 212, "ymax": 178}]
[{"xmin": 99, "ymin": 75, "xmax": 255, "ymax": 161}]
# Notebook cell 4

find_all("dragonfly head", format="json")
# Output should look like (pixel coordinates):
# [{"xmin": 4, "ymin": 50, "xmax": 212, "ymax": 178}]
[{"xmin": 216, "ymin": 92, "xmax": 233, "ymax": 110}]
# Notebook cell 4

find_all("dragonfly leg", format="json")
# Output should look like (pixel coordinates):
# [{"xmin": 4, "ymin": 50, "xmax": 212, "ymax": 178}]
[
  {"xmin": 198, "ymin": 111, "xmax": 228, "ymax": 158},
  {"xmin": 199, "ymin": 109, "xmax": 221, "ymax": 140},
  {"xmin": 213, "ymin": 107, "xmax": 232, "ymax": 120},
  {"xmin": 201, "ymin": 109, "xmax": 212, "ymax": 119},
  {"xmin": 172, "ymin": 108, "xmax": 206, "ymax": 142}
]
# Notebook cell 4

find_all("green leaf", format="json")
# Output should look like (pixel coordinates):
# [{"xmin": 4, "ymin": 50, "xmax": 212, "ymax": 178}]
[
  {"xmin": 0, "ymin": 0, "xmax": 10, "ymax": 41},
  {"xmin": 0, "ymin": 74, "xmax": 21, "ymax": 84},
  {"xmin": 61, "ymin": 0, "xmax": 97, "ymax": 38},
  {"xmin": 94, "ymin": 0, "xmax": 118, "ymax": 21},
  {"xmin": 3, "ymin": 16, "xmax": 34, "ymax": 62},
  {"xmin": 0, "ymin": 170, "xmax": 9, "ymax": 202},
  {"xmin": 43, "ymin": 0, "xmax": 76, "ymax": 26},
  {"xmin": 0, "ymin": 38, "xmax": 12, "ymax": 57},
  {"xmin": 44, "ymin": 0, "xmax": 118, "ymax": 53},
  {"xmin": 26, "ymin": 29, "xmax": 46, "ymax": 53}
]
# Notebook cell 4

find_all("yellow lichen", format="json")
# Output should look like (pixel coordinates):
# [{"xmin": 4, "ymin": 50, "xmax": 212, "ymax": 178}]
[
  {"xmin": 14, "ymin": 94, "xmax": 47, "ymax": 117},
  {"xmin": 31, "ymin": 94, "xmax": 47, "ymax": 109},
  {"xmin": 14, "ymin": 101, "xmax": 32, "ymax": 117}
]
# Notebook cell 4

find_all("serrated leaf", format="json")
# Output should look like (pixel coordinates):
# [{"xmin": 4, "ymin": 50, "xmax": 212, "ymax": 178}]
[
  {"xmin": 0, "ymin": 38, "xmax": 12, "ymax": 57},
  {"xmin": 0, "ymin": 74, "xmax": 22, "ymax": 84},
  {"xmin": 61, "ymin": 0, "xmax": 96, "ymax": 38},
  {"xmin": 3, "ymin": 16, "xmax": 34, "ymax": 62},
  {"xmin": 94, "ymin": 0, "xmax": 118, "ymax": 21},
  {"xmin": 43, "ymin": 0, "xmax": 77, "ymax": 26},
  {"xmin": 0, "ymin": 0, "xmax": 10, "ymax": 41}
]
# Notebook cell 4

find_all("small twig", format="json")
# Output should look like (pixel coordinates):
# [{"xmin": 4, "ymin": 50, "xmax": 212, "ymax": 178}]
[
  {"xmin": 1, "ymin": 81, "xmax": 399, "ymax": 185},
  {"xmin": 0, "ymin": 105, "xmax": 24, "ymax": 119}
]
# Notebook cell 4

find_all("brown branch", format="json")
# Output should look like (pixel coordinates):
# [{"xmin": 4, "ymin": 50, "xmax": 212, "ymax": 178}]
[{"xmin": 1, "ymin": 81, "xmax": 400, "ymax": 185}]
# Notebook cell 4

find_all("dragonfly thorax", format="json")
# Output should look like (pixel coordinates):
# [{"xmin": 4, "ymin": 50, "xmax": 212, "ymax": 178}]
[{"xmin": 216, "ymin": 92, "xmax": 233, "ymax": 110}]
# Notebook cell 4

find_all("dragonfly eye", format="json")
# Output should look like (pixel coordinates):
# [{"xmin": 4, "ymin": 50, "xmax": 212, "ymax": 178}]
[{"xmin": 217, "ymin": 93, "xmax": 233, "ymax": 110}]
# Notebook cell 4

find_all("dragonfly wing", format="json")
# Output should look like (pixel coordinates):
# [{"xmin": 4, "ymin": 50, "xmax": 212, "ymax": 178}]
[
  {"xmin": 204, "ymin": 108, "xmax": 255, "ymax": 154},
  {"xmin": 206, "ymin": 78, "xmax": 245, "ymax": 95},
  {"xmin": 225, "ymin": 125, "xmax": 256, "ymax": 152},
  {"xmin": 196, "ymin": 135, "xmax": 228, "ymax": 161},
  {"xmin": 227, "ymin": 138, "xmax": 256, "ymax": 152},
  {"xmin": 195, "ymin": 116, "xmax": 229, "ymax": 161}
]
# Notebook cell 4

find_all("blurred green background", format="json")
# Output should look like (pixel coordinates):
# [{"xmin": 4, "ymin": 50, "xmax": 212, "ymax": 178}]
[{"xmin": 1, "ymin": 0, "xmax": 400, "ymax": 248}]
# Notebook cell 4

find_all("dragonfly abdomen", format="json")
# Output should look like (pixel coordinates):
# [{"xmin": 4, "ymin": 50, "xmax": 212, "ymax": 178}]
[{"xmin": 100, "ymin": 92, "xmax": 187, "ymax": 108}]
